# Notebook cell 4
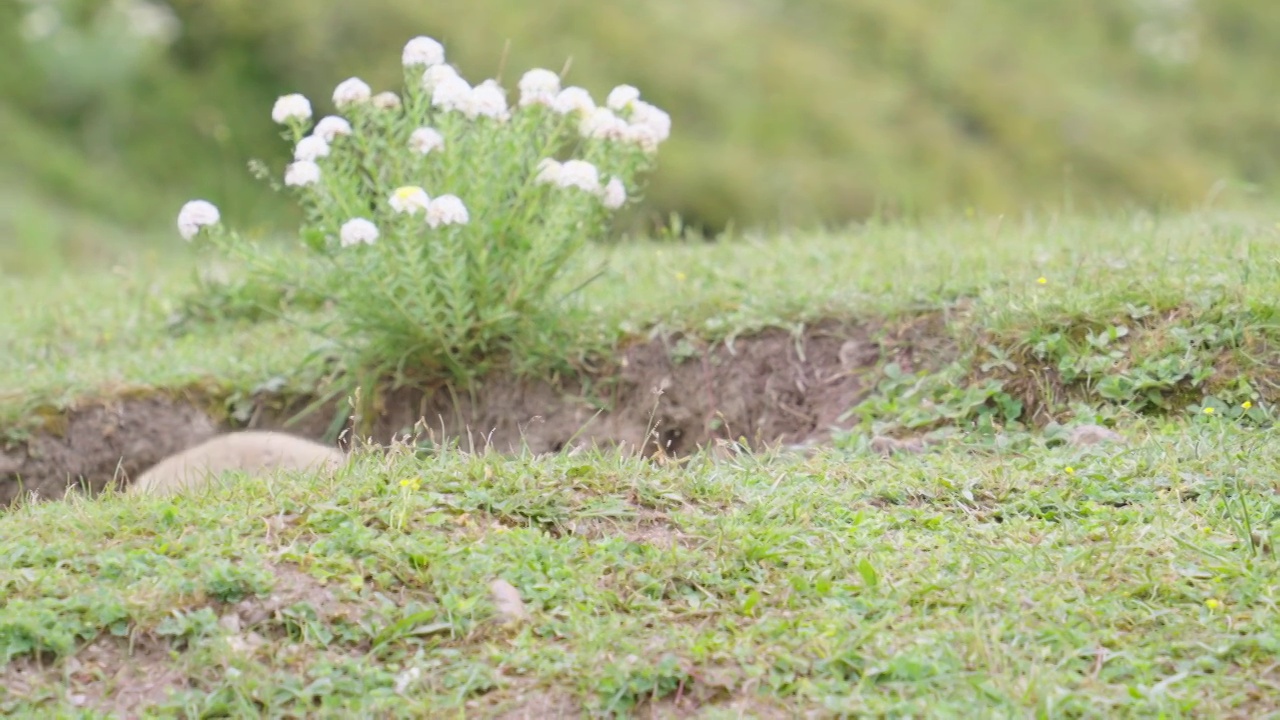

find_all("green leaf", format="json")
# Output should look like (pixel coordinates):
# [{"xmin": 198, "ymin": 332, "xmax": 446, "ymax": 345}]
[{"xmin": 857, "ymin": 558, "xmax": 879, "ymax": 588}]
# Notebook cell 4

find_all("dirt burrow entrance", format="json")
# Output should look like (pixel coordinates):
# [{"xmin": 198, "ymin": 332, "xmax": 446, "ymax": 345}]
[{"xmin": 0, "ymin": 318, "xmax": 951, "ymax": 505}]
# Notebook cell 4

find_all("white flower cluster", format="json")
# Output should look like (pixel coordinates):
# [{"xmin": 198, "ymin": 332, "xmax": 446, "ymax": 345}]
[
  {"xmin": 402, "ymin": 36, "xmax": 446, "ymax": 68},
  {"xmin": 337, "ymin": 192, "xmax": 466, "ymax": 248},
  {"xmin": 422, "ymin": 63, "xmax": 461, "ymax": 92},
  {"xmin": 340, "ymin": 218, "xmax": 379, "ymax": 247},
  {"xmin": 285, "ymin": 160, "xmax": 321, "ymax": 187},
  {"xmin": 321, "ymin": 78, "xmax": 400, "ymax": 113},
  {"xmin": 272, "ymin": 72, "xmax": 412, "ymax": 128},
  {"xmin": 426, "ymin": 194, "xmax": 469, "ymax": 228},
  {"xmin": 606, "ymin": 85, "xmax": 641, "ymax": 111},
  {"xmin": 271, "ymin": 94, "xmax": 312, "ymax": 124},
  {"xmin": 551, "ymin": 87, "xmax": 595, "ymax": 115},
  {"xmin": 601, "ymin": 177, "xmax": 627, "ymax": 210},
  {"xmin": 272, "ymin": 87, "xmax": 402, "ymax": 188},
  {"xmin": 580, "ymin": 107, "xmax": 629, "ymax": 142},
  {"xmin": 415, "ymin": 49, "xmax": 665, "ymax": 142},
  {"xmin": 605, "ymin": 97, "xmax": 670, "ymax": 153},
  {"xmin": 390, "ymin": 186, "xmax": 431, "ymax": 215},
  {"xmin": 373, "ymin": 91, "xmax": 401, "ymax": 110},
  {"xmin": 176, "ymin": 200, "xmax": 220, "ymax": 241},
  {"xmin": 191, "ymin": 33, "xmax": 660, "ymax": 254},
  {"xmin": 534, "ymin": 159, "xmax": 627, "ymax": 209},
  {"xmin": 467, "ymin": 80, "xmax": 510, "ymax": 121},
  {"xmin": 293, "ymin": 134, "xmax": 330, "ymax": 161},
  {"xmin": 333, "ymin": 77, "xmax": 372, "ymax": 109},
  {"xmin": 314, "ymin": 116, "xmax": 352, "ymax": 141},
  {"xmin": 387, "ymin": 186, "xmax": 471, "ymax": 227},
  {"xmin": 409, "ymin": 127, "xmax": 445, "ymax": 155},
  {"xmin": 518, "ymin": 68, "xmax": 561, "ymax": 107},
  {"xmin": 518, "ymin": 82, "xmax": 671, "ymax": 153},
  {"xmin": 429, "ymin": 70, "xmax": 470, "ymax": 110},
  {"xmin": 620, "ymin": 100, "xmax": 671, "ymax": 152},
  {"xmin": 430, "ymin": 71, "xmax": 510, "ymax": 121}
]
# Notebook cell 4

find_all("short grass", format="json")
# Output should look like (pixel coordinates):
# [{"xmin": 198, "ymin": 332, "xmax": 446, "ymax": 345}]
[
  {"xmin": 4, "ymin": 210, "xmax": 1279, "ymax": 428},
  {"xmin": 2, "ymin": 420, "xmax": 1279, "ymax": 717},
  {"xmin": 4, "ymin": 210, "xmax": 1280, "ymax": 716}
]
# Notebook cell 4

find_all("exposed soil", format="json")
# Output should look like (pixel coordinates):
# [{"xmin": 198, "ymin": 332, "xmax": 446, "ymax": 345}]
[
  {"xmin": 565, "ymin": 508, "xmax": 697, "ymax": 550},
  {"xmin": 1, "ymin": 636, "xmax": 190, "ymax": 717},
  {"xmin": 229, "ymin": 561, "xmax": 347, "ymax": 629},
  {"xmin": 0, "ymin": 318, "xmax": 953, "ymax": 505},
  {"xmin": 493, "ymin": 689, "xmax": 583, "ymax": 719},
  {"xmin": 490, "ymin": 677, "xmax": 801, "ymax": 719},
  {"xmin": 632, "ymin": 690, "xmax": 802, "ymax": 720},
  {"xmin": 0, "ymin": 396, "xmax": 217, "ymax": 505}
]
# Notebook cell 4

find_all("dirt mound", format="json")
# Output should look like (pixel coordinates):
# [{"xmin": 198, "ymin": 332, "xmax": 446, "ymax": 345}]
[
  {"xmin": 0, "ymin": 319, "xmax": 949, "ymax": 504},
  {"xmin": 0, "ymin": 397, "xmax": 216, "ymax": 505}
]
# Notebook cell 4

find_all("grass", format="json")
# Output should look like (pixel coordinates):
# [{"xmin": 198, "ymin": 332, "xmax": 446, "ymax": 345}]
[
  {"xmin": 3, "ymin": 419, "xmax": 1279, "ymax": 716},
  {"xmin": 0, "ymin": 170, "xmax": 182, "ymax": 277},
  {"xmin": 4, "ymin": 209, "xmax": 1280, "ymax": 716},
  {"xmin": 3, "ymin": 210, "xmax": 1279, "ymax": 428}
]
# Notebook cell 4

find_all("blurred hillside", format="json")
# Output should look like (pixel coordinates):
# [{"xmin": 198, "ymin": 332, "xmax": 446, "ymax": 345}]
[{"xmin": 3, "ymin": 0, "xmax": 1279, "ymax": 269}]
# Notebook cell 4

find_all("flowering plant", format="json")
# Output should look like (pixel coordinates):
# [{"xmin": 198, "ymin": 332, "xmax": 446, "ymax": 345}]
[{"xmin": 176, "ymin": 35, "xmax": 669, "ymax": 387}]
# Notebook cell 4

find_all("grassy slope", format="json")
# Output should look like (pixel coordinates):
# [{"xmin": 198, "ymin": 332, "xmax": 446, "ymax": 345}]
[{"xmin": 3, "ymin": 212, "xmax": 1280, "ymax": 716}]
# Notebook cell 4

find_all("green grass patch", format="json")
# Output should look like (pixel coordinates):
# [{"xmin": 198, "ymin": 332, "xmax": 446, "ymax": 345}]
[
  {"xmin": 3, "ymin": 421, "xmax": 1279, "ymax": 716},
  {"xmin": 4, "ymin": 210, "xmax": 1280, "ymax": 714},
  {"xmin": 4, "ymin": 211, "xmax": 1279, "ymax": 432}
]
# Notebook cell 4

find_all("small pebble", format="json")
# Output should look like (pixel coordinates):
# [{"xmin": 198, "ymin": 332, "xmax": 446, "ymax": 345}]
[
  {"xmin": 1068, "ymin": 424, "xmax": 1123, "ymax": 447},
  {"xmin": 489, "ymin": 578, "xmax": 529, "ymax": 623}
]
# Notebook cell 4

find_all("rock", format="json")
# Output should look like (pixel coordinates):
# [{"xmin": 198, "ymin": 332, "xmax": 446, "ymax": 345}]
[
  {"xmin": 218, "ymin": 613, "xmax": 242, "ymax": 633},
  {"xmin": 489, "ymin": 578, "xmax": 529, "ymax": 623},
  {"xmin": 1067, "ymin": 424, "xmax": 1123, "ymax": 448}
]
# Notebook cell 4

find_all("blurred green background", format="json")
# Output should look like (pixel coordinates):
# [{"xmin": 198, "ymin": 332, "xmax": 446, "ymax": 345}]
[{"xmin": 3, "ymin": 0, "xmax": 1279, "ymax": 273}]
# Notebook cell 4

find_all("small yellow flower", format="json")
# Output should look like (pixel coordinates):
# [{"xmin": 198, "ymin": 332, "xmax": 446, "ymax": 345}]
[
  {"xmin": 399, "ymin": 477, "xmax": 422, "ymax": 491},
  {"xmin": 1243, "ymin": 401, "xmax": 1253, "ymax": 409},
  {"xmin": 1064, "ymin": 467, "xmax": 1075, "ymax": 475},
  {"xmin": 1205, "ymin": 598, "xmax": 1220, "ymax": 610},
  {"xmin": 1202, "ymin": 407, "xmax": 1215, "ymax": 415},
  {"xmin": 1036, "ymin": 277, "xmax": 1047, "ymax": 285},
  {"xmin": 675, "ymin": 272, "xmax": 687, "ymax": 282}
]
